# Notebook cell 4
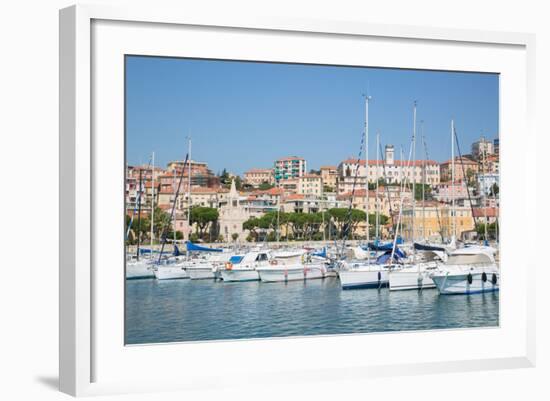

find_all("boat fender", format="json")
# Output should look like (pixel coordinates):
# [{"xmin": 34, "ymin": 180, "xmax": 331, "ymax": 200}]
[
  {"xmin": 467, "ymin": 273, "xmax": 473, "ymax": 285},
  {"xmin": 225, "ymin": 262, "xmax": 233, "ymax": 271},
  {"xmin": 491, "ymin": 273, "xmax": 498, "ymax": 285},
  {"xmin": 481, "ymin": 272, "xmax": 487, "ymax": 282},
  {"xmin": 377, "ymin": 271, "xmax": 381, "ymax": 282}
]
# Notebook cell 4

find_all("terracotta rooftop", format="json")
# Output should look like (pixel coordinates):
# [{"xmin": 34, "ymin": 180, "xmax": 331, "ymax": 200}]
[
  {"xmin": 285, "ymin": 194, "xmax": 305, "ymax": 200},
  {"xmin": 341, "ymin": 158, "xmax": 439, "ymax": 166},
  {"xmin": 472, "ymin": 207, "xmax": 499, "ymax": 218}
]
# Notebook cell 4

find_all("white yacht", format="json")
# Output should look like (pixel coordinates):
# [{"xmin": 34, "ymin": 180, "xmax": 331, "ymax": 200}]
[
  {"xmin": 256, "ymin": 252, "xmax": 328, "ymax": 282},
  {"xmin": 389, "ymin": 248, "xmax": 447, "ymax": 291},
  {"xmin": 338, "ymin": 246, "xmax": 401, "ymax": 290},
  {"xmin": 153, "ymin": 256, "xmax": 189, "ymax": 280},
  {"xmin": 219, "ymin": 251, "xmax": 271, "ymax": 282},
  {"xmin": 429, "ymin": 246, "xmax": 499, "ymax": 295},
  {"xmin": 338, "ymin": 260, "xmax": 393, "ymax": 289},
  {"xmin": 126, "ymin": 258, "xmax": 155, "ymax": 279},
  {"xmin": 187, "ymin": 252, "xmax": 233, "ymax": 280}
]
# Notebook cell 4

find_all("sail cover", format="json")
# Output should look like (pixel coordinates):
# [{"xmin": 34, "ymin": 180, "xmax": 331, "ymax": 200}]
[
  {"xmin": 376, "ymin": 249, "xmax": 405, "ymax": 264},
  {"xmin": 311, "ymin": 247, "xmax": 327, "ymax": 258},
  {"xmin": 414, "ymin": 242, "xmax": 446, "ymax": 252},
  {"xmin": 364, "ymin": 242, "xmax": 397, "ymax": 251},
  {"xmin": 186, "ymin": 241, "xmax": 223, "ymax": 252}
]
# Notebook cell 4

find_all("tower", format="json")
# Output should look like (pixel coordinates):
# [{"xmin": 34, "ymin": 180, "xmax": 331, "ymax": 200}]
[{"xmin": 385, "ymin": 145, "xmax": 395, "ymax": 165}]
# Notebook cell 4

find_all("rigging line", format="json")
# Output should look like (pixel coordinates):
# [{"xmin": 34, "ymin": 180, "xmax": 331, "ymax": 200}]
[
  {"xmin": 157, "ymin": 152, "xmax": 190, "ymax": 265},
  {"xmin": 339, "ymin": 131, "xmax": 365, "ymax": 257},
  {"xmin": 453, "ymin": 125, "xmax": 479, "ymax": 230},
  {"xmin": 377, "ymin": 141, "xmax": 396, "ymax": 233},
  {"xmin": 126, "ymin": 154, "xmax": 153, "ymax": 241},
  {"xmin": 421, "ymin": 127, "xmax": 445, "ymax": 243}
]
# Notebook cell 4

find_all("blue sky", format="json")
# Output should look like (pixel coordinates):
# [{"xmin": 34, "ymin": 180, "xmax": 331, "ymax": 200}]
[{"xmin": 126, "ymin": 56, "xmax": 498, "ymax": 175}]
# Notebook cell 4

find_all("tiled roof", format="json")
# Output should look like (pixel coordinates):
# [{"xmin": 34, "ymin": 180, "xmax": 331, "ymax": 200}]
[
  {"xmin": 285, "ymin": 194, "xmax": 305, "ymax": 200},
  {"xmin": 341, "ymin": 158, "xmax": 439, "ymax": 166},
  {"xmin": 472, "ymin": 207, "xmax": 499, "ymax": 218}
]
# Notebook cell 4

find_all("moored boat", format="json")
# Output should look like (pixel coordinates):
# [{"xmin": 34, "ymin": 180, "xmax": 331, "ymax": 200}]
[
  {"xmin": 430, "ymin": 246, "xmax": 499, "ymax": 295},
  {"xmin": 126, "ymin": 259, "xmax": 155, "ymax": 279},
  {"xmin": 256, "ymin": 260, "xmax": 328, "ymax": 282},
  {"xmin": 219, "ymin": 251, "xmax": 271, "ymax": 282}
]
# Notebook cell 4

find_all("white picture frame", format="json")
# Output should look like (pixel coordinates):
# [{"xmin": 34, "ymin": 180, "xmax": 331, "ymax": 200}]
[{"xmin": 59, "ymin": 4, "xmax": 536, "ymax": 397}]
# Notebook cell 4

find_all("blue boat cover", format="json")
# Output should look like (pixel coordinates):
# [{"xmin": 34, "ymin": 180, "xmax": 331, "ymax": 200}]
[
  {"xmin": 186, "ymin": 241, "xmax": 223, "ymax": 252},
  {"xmin": 364, "ymin": 242, "xmax": 394, "ymax": 251},
  {"xmin": 376, "ymin": 249, "xmax": 405, "ymax": 264},
  {"xmin": 311, "ymin": 247, "xmax": 327, "ymax": 258},
  {"xmin": 413, "ymin": 242, "xmax": 445, "ymax": 252},
  {"xmin": 173, "ymin": 245, "xmax": 181, "ymax": 256}
]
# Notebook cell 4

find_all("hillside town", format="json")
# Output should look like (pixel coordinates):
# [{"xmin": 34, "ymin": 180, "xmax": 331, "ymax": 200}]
[{"xmin": 125, "ymin": 135, "xmax": 499, "ymax": 245}]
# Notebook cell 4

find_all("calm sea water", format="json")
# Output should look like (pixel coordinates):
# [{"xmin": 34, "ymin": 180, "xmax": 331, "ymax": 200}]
[{"xmin": 125, "ymin": 277, "xmax": 499, "ymax": 345}]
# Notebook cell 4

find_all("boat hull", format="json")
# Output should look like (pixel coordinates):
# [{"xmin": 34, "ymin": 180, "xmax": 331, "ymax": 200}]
[
  {"xmin": 257, "ymin": 264, "xmax": 326, "ymax": 282},
  {"xmin": 220, "ymin": 269, "xmax": 260, "ymax": 282},
  {"xmin": 339, "ymin": 269, "xmax": 389, "ymax": 289},
  {"xmin": 389, "ymin": 269, "xmax": 436, "ymax": 291},
  {"xmin": 431, "ymin": 271, "xmax": 499, "ymax": 295},
  {"xmin": 126, "ymin": 262, "xmax": 155, "ymax": 279},
  {"xmin": 153, "ymin": 265, "xmax": 189, "ymax": 280},
  {"xmin": 187, "ymin": 266, "xmax": 216, "ymax": 280}
]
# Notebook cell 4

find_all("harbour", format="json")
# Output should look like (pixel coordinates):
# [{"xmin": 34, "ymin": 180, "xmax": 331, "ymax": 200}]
[
  {"xmin": 125, "ymin": 275, "xmax": 499, "ymax": 344},
  {"xmin": 125, "ymin": 57, "xmax": 501, "ymax": 345}
]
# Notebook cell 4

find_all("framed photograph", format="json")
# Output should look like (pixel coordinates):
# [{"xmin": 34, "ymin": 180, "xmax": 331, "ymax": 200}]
[{"xmin": 59, "ymin": 4, "xmax": 536, "ymax": 396}]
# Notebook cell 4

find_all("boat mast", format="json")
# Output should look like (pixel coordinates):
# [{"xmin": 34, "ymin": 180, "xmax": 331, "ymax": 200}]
[
  {"xmin": 172, "ymin": 170, "xmax": 176, "ymax": 248},
  {"xmin": 482, "ymin": 142, "xmax": 488, "ymax": 243},
  {"xmin": 136, "ymin": 167, "xmax": 142, "ymax": 260},
  {"xmin": 421, "ymin": 121, "xmax": 426, "ymax": 242},
  {"xmin": 364, "ymin": 95, "xmax": 371, "ymax": 261},
  {"xmin": 411, "ymin": 101, "xmax": 417, "ymax": 251},
  {"xmin": 375, "ymin": 131, "xmax": 380, "ymax": 242},
  {"xmin": 451, "ymin": 119, "xmax": 456, "ymax": 241},
  {"xmin": 150, "ymin": 152, "xmax": 155, "ymax": 254},
  {"xmin": 276, "ymin": 196, "xmax": 280, "ymax": 244},
  {"xmin": 187, "ymin": 137, "xmax": 192, "ymax": 258}
]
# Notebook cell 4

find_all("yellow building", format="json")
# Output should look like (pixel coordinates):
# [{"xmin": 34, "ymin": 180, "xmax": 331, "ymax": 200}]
[{"xmin": 401, "ymin": 201, "xmax": 475, "ymax": 241}]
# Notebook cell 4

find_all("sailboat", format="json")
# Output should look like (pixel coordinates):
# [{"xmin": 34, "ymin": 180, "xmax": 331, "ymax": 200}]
[
  {"xmin": 153, "ymin": 145, "xmax": 191, "ymax": 280},
  {"xmin": 126, "ymin": 162, "xmax": 155, "ymax": 279},
  {"xmin": 389, "ymin": 111, "xmax": 442, "ymax": 291},
  {"xmin": 338, "ymin": 95, "xmax": 399, "ymax": 290},
  {"xmin": 256, "ymin": 250, "xmax": 329, "ymax": 282},
  {"xmin": 429, "ymin": 122, "xmax": 500, "ymax": 295}
]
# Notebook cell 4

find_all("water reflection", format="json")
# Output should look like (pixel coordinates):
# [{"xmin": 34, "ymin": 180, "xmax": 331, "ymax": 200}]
[{"xmin": 125, "ymin": 277, "xmax": 499, "ymax": 344}]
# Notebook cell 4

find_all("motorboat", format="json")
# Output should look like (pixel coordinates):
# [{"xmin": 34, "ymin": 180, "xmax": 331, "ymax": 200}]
[
  {"xmin": 219, "ymin": 251, "xmax": 271, "ymax": 282},
  {"xmin": 429, "ymin": 245, "xmax": 499, "ymax": 295}
]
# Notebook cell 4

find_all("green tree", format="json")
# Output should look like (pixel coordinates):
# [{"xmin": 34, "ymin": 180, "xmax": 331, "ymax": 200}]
[
  {"xmin": 328, "ymin": 208, "xmax": 366, "ymax": 239},
  {"xmin": 258, "ymin": 182, "xmax": 275, "ymax": 190},
  {"xmin": 219, "ymin": 168, "xmax": 230, "ymax": 185},
  {"xmin": 231, "ymin": 233, "xmax": 239, "ymax": 242},
  {"xmin": 153, "ymin": 206, "xmax": 173, "ymax": 240},
  {"xmin": 414, "ymin": 183, "xmax": 432, "ymax": 201},
  {"xmin": 234, "ymin": 176, "xmax": 243, "ymax": 190},
  {"xmin": 190, "ymin": 207, "xmax": 219, "ymax": 239},
  {"xmin": 243, "ymin": 217, "xmax": 260, "ymax": 241},
  {"xmin": 475, "ymin": 222, "xmax": 498, "ymax": 240}
]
